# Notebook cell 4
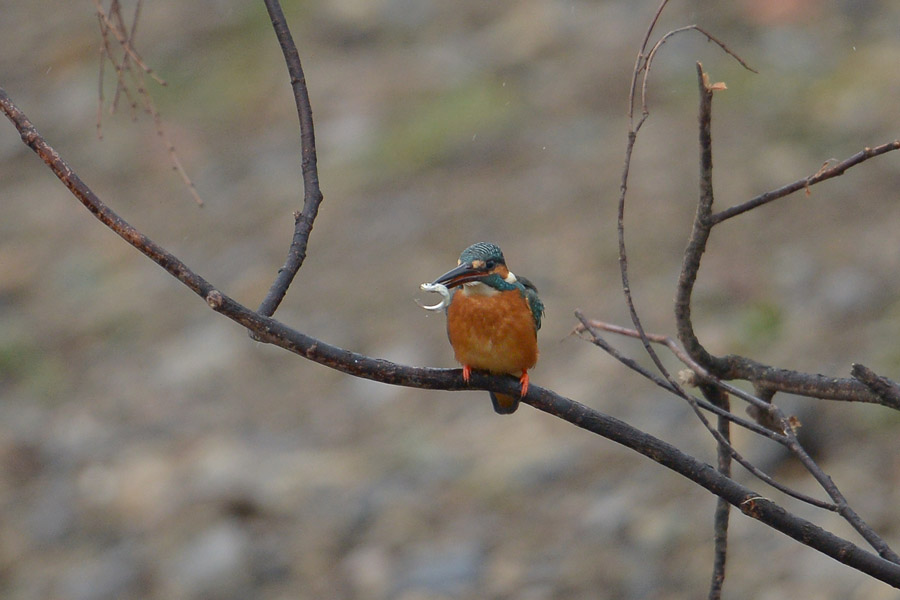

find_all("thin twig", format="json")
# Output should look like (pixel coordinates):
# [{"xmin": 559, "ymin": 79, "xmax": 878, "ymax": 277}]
[
  {"xmin": 704, "ymin": 384, "xmax": 731, "ymax": 600},
  {"xmin": 96, "ymin": 6, "xmax": 141, "ymax": 119},
  {"xmin": 96, "ymin": 12, "xmax": 107, "ymax": 139},
  {"xmin": 94, "ymin": 0, "xmax": 166, "ymax": 86},
  {"xmin": 573, "ymin": 320, "xmax": 781, "ymax": 433},
  {"xmin": 711, "ymin": 141, "xmax": 900, "ymax": 224},
  {"xmin": 94, "ymin": 0, "xmax": 202, "ymax": 205},
  {"xmin": 639, "ymin": 25, "xmax": 755, "ymax": 121},
  {"xmin": 98, "ymin": 26, "xmax": 140, "ymax": 119},
  {"xmin": 628, "ymin": 0, "xmax": 669, "ymax": 129},
  {"xmin": 575, "ymin": 319, "xmax": 709, "ymax": 377},
  {"xmin": 109, "ymin": 0, "xmax": 144, "ymax": 112},
  {"xmin": 618, "ymin": 1, "xmax": 688, "ymax": 408},
  {"xmin": 573, "ymin": 315, "xmax": 839, "ymax": 511},
  {"xmin": 141, "ymin": 88, "xmax": 203, "ymax": 206}
]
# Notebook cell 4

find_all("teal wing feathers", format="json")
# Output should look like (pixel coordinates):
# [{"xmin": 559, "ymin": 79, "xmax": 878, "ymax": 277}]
[{"xmin": 516, "ymin": 276, "xmax": 544, "ymax": 331}]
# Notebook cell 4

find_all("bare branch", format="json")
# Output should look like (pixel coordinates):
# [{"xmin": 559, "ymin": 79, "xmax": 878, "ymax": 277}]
[
  {"xmin": 711, "ymin": 141, "xmax": 900, "ymax": 224},
  {"xmin": 255, "ymin": 0, "xmax": 325, "ymax": 319},
  {"xmin": 674, "ymin": 62, "xmax": 722, "ymax": 372}
]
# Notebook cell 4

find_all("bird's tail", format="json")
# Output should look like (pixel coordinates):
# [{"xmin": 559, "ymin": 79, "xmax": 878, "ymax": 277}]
[{"xmin": 489, "ymin": 392, "xmax": 519, "ymax": 415}]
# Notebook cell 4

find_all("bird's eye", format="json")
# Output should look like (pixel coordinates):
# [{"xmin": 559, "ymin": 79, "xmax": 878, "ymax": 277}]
[{"xmin": 484, "ymin": 259, "xmax": 496, "ymax": 270}]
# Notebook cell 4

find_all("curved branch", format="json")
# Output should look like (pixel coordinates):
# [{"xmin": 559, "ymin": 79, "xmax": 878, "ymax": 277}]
[
  {"xmin": 256, "ymin": 0, "xmax": 324, "ymax": 318},
  {"xmin": 618, "ymin": 2, "xmax": 692, "ymax": 405},
  {"xmin": 675, "ymin": 63, "xmax": 724, "ymax": 373},
  {"xmin": 4, "ymin": 85, "xmax": 900, "ymax": 587},
  {"xmin": 619, "ymin": 19, "xmax": 756, "ymax": 406}
]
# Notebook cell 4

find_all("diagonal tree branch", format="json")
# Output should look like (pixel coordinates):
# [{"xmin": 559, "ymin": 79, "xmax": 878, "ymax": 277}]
[
  {"xmin": 4, "ymin": 83, "xmax": 900, "ymax": 587},
  {"xmin": 711, "ymin": 141, "xmax": 900, "ymax": 224}
]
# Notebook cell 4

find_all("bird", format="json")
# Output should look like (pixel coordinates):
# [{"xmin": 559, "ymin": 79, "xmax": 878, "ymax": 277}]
[{"xmin": 430, "ymin": 242, "xmax": 544, "ymax": 414}]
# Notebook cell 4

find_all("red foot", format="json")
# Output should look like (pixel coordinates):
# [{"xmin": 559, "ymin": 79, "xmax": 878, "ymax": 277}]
[
  {"xmin": 519, "ymin": 370, "xmax": 530, "ymax": 397},
  {"xmin": 462, "ymin": 365, "xmax": 472, "ymax": 383}
]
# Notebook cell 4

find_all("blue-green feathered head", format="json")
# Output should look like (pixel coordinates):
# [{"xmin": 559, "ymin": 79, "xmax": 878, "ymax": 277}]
[
  {"xmin": 432, "ymin": 242, "xmax": 510, "ymax": 290},
  {"xmin": 458, "ymin": 242, "xmax": 505, "ymax": 268}
]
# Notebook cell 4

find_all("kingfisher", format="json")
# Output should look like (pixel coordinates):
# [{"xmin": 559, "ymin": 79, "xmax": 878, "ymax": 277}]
[{"xmin": 429, "ymin": 242, "xmax": 544, "ymax": 414}]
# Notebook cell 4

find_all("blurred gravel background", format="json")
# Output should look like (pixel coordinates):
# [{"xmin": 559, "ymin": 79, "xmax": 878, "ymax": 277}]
[{"xmin": 2, "ymin": 1, "xmax": 900, "ymax": 599}]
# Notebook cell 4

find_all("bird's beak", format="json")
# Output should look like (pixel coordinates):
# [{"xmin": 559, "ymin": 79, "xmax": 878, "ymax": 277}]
[{"xmin": 432, "ymin": 262, "xmax": 483, "ymax": 288}]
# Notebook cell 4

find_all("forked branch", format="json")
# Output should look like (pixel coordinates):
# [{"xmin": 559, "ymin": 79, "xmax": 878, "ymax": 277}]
[{"xmin": 673, "ymin": 69, "xmax": 900, "ymax": 411}]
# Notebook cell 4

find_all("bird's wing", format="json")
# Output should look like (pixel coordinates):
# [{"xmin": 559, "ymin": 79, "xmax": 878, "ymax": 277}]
[{"xmin": 516, "ymin": 276, "xmax": 544, "ymax": 331}]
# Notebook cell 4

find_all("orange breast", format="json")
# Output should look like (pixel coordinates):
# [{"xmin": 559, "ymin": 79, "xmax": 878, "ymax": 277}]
[{"xmin": 446, "ymin": 288, "xmax": 538, "ymax": 375}]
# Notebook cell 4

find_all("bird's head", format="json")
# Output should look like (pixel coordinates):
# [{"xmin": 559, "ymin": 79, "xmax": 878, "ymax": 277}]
[{"xmin": 432, "ymin": 242, "xmax": 517, "ymax": 291}]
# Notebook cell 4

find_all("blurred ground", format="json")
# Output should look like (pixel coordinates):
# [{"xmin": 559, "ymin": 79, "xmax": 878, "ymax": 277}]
[{"xmin": 2, "ymin": 1, "xmax": 900, "ymax": 599}]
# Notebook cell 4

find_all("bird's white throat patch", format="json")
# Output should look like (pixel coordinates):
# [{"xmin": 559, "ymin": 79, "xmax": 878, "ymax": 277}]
[{"xmin": 462, "ymin": 281, "xmax": 499, "ymax": 296}]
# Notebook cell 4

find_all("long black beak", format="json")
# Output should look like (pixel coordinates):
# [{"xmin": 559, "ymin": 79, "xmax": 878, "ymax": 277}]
[{"xmin": 432, "ymin": 262, "xmax": 484, "ymax": 288}]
